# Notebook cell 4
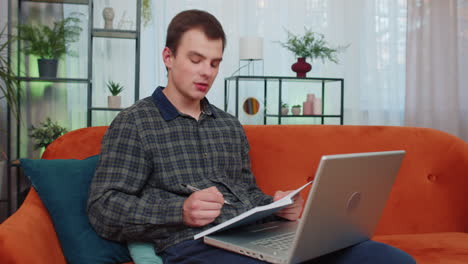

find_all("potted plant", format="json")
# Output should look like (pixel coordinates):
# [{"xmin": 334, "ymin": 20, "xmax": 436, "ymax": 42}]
[
  {"xmin": 107, "ymin": 81, "xmax": 124, "ymax": 108},
  {"xmin": 17, "ymin": 14, "xmax": 82, "ymax": 78},
  {"xmin": 142, "ymin": 0, "xmax": 153, "ymax": 27},
  {"xmin": 281, "ymin": 103, "xmax": 289, "ymax": 115},
  {"xmin": 0, "ymin": 25, "xmax": 20, "ymax": 189},
  {"xmin": 291, "ymin": 104, "xmax": 302, "ymax": 115},
  {"xmin": 29, "ymin": 117, "xmax": 68, "ymax": 151},
  {"xmin": 280, "ymin": 28, "xmax": 348, "ymax": 78},
  {"xmin": 0, "ymin": 25, "xmax": 19, "ymax": 116}
]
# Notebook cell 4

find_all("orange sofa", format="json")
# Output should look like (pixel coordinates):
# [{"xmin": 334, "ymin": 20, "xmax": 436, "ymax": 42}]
[{"xmin": 1, "ymin": 125, "xmax": 468, "ymax": 264}]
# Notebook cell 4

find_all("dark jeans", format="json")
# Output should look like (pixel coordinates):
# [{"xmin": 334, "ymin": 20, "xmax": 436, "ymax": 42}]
[{"xmin": 162, "ymin": 239, "xmax": 416, "ymax": 264}]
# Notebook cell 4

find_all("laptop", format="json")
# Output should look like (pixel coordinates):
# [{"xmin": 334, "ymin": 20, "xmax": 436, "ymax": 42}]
[{"xmin": 203, "ymin": 150, "xmax": 405, "ymax": 264}]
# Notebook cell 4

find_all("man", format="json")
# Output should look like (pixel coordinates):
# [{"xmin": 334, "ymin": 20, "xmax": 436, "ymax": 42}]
[{"xmin": 88, "ymin": 9, "xmax": 415, "ymax": 264}]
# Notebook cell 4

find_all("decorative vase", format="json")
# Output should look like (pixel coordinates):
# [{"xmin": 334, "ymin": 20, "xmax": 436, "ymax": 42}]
[
  {"xmin": 313, "ymin": 97, "xmax": 322, "ymax": 115},
  {"xmin": 303, "ymin": 93, "xmax": 315, "ymax": 115},
  {"xmin": 108, "ymin": 96, "xmax": 121, "ymax": 108},
  {"xmin": 38, "ymin": 59, "xmax": 58, "ymax": 78},
  {"xmin": 103, "ymin": 7, "xmax": 115, "ymax": 29},
  {"xmin": 291, "ymin": 107, "xmax": 301, "ymax": 115},
  {"xmin": 291, "ymin": 57, "xmax": 312, "ymax": 78},
  {"xmin": 281, "ymin": 106, "xmax": 289, "ymax": 115}
]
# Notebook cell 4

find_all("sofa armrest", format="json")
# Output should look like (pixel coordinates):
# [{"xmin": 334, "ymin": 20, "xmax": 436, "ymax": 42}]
[{"xmin": 0, "ymin": 188, "xmax": 67, "ymax": 264}]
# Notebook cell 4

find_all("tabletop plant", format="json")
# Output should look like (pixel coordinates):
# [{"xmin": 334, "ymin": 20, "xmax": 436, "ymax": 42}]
[
  {"xmin": 107, "ymin": 81, "xmax": 124, "ymax": 96},
  {"xmin": 29, "ymin": 117, "xmax": 68, "ymax": 150},
  {"xmin": 142, "ymin": 0, "xmax": 153, "ymax": 27},
  {"xmin": 281, "ymin": 103, "xmax": 289, "ymax": 115},
  {"xmin": 17, "ymin": 13, "xmax": 83, "ymax": 77},
  {"xmin": 280, "ymin": 28, "xmax": 348, "ymax": 64},
  {"xmin": 17, "ymin": 14, "xmax": 82, "ymax": 60},
  {"xmin": 107, "ymin": 80, "xmax": 124, "ymax": 108},
  {"xmin": 291, "ymin": 104, "xmax": 302, "ymax": 115}
]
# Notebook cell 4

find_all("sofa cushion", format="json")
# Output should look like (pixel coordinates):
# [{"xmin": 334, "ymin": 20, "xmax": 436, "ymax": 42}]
[
  {"xmin": 374, "ymin": 232, "xmax": 468, "ymax": 264},
  {"xmin": 20, "ymin": 156, "xmax": 132, "ymax": 264}
]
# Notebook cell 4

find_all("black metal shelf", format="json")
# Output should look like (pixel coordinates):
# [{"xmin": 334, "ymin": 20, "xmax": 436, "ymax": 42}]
[
  {"xmin": 225, "ymin": 75, "xmax": 344, "ymax": 83},
  {"xmin": 90, "ymin": 107, "xmax": 124, "ymax": 111},
  {"xmin": 225, "ymin": 75, "xmax": 344, "ymax": 125},
  {"xmin": 266, "ymin": 114, "xmax": 342, "ymax": 118},
  {"xmin": 21, "ymin": 0, "xmax": 88, "ymax": 4},
  {"xmin": 16, "ymin": 77, "xmax": 89, "ymax": 83},
  {"xmin": 7, "ymin": 0, "xmax": 142, "ymax": 217},
  {"xmin": 92, "ymin": 29, "xmax": 138, "ymax": 39}
]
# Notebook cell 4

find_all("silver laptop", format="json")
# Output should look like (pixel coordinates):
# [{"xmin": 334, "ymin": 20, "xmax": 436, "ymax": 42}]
[{"xmin": 204, "ymin": 150, "xmax": 405, "ymax": 264}]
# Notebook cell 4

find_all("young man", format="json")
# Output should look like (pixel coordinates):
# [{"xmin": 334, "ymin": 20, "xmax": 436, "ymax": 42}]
[{"xmin": 87, "ymin": 10, "xmax": 415, "ymax": 264}]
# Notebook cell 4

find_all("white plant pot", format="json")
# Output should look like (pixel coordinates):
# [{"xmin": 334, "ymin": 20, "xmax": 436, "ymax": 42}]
[
  {"xmin": 292, "ymin": 107, "xmax": 301, "ymax": 115},
  {"xmin": 108, "ymin": 96, "xmax": 121, "ymax": 109},
  {"xmin": 281, "ymin": 107, "xmax": 289, "ymax": 115}
]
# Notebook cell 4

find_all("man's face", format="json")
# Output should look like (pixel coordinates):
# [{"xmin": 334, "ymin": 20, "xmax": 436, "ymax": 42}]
[{"xmin": 163, "ymin": 28, "xmax": 223, "ymax": 102}]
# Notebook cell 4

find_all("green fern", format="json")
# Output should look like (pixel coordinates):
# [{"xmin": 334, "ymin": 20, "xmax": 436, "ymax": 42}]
[
  {"xmin": 142, "ymin": 0, "xmax": 153, "ymax": 27},
  {"xmin": 29, "ymin": 118, "xmax": 68, "ymax": 150},
  {"xmin": 17, "ymin": 14, "xmax": 83, "ymax": 59},
  {"xmin": 280, "ymin": 28, "xmax": 348, "ymax": 64}
]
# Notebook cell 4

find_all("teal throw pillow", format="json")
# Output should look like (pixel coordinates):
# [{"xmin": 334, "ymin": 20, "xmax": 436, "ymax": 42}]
[{"xmin": 20, "ymin": 156, "xmax": 131, "ymax": 264}]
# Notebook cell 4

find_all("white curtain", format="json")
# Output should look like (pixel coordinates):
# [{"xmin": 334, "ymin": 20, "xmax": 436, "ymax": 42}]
[
  {"xmin": 405, "ymin": 0, "xmax": 468, "ymax": 140},
  {"xmin": 144, "ymin": 0, "xmax": 407, "ymax": 126},
  {"xmin": 24, "ymin": 0, "xmax": 408, "ymax": 143},
  {"xmin": 66, "ymin": 1, "xmax": 138, "ymax": 128}
]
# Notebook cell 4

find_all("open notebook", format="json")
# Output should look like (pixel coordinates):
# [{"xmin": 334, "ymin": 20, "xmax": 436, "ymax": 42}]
[{"xmin": 194, "ymin": 181, "xmax": 313, "ymax": 240}]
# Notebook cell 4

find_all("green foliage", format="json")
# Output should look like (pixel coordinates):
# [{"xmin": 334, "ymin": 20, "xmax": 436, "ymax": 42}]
[
  {"xmin": 107, "ymin": 81, "xmax": 124, "ymax": 96},
  {"xmin": 17, "ymin": 14, "xmax": 83, "ymax": 59},
  {"xmin": 281, "ymin": 103, "xmax": 289, "ymax": 108},
  {"xmin": 292, "ymin": 104, "xmax": 302, "ymax": 108},
  {"xmin": 29, "ymin": 118, "xmax": 68, "ymax": 150},
  {"xmin": 142, "ymin": 0, "xmax": 153, "ymax": 27},
  {"xmin": 280, "ymin": 28, "xmax": 348, "ymax": 63},
  {"xmin": 0, "ymin": 25, "xmax": 19, "ymax": 116}
]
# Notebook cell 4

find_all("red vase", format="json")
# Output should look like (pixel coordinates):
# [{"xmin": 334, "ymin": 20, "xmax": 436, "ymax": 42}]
[{"xmin": 291, "ymin": 57, "xmax": 312, "ymax": 78}]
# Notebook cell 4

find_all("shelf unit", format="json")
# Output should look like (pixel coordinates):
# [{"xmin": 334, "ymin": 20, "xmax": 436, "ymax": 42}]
[
  {"xmin": 5, "ymin": 0, "xmax": 141, "ymax": 215},
  {"xmin": 86, "ymin": 0, "xmax": 141, "ymax": 126},
  {"xmin": 224, "ymin": 75, "xmax": 344, "ymax": 125}
]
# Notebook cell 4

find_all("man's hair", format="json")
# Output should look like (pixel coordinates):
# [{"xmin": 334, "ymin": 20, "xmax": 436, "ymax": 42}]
[{"xmin": 166, "ymin": 9, "xmax": 226, "ymax": 55}]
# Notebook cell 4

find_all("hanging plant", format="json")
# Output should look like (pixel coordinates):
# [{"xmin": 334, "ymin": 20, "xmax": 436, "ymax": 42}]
[{"xmin": 142, "ymin": 0, "xmax": 153, "ymax": 27}]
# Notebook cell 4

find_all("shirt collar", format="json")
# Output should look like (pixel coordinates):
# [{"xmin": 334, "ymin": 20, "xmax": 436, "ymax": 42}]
[{"xmin": 151, "ymin": 86, "xmax": 216, "ymax": 121}]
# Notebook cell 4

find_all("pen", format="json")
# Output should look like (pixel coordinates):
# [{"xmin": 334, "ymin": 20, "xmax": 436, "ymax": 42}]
[{"xmin": 181, "ymin": 184, "xmax": 233, "ymax": 205}]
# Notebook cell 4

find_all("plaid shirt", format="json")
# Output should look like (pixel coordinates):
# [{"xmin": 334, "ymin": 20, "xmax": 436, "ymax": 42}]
[{"xmin": 87, "ymin": 86, "xmax": 274, "ymax": 252}]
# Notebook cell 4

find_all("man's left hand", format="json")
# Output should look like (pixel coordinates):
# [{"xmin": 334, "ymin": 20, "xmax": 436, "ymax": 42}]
[{"xmin": 273, "ymin": 190, "xmax": 304, "ymax": 221}]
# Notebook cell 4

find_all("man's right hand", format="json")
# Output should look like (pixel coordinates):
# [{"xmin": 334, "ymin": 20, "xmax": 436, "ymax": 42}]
[{"xmin": 182, "ymin": 186, "xmax": 224, "ymax": 227}]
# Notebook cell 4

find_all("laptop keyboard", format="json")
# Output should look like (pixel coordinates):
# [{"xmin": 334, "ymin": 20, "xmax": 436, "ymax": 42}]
[{"xmin": 252, "ymin": 232, "xmax": 295, "ymax": 251}]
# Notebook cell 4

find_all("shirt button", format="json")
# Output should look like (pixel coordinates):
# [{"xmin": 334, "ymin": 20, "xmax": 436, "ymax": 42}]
[{"xmin": 203, "ymin": 153, "xmax": 208, "ymax": 158}]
